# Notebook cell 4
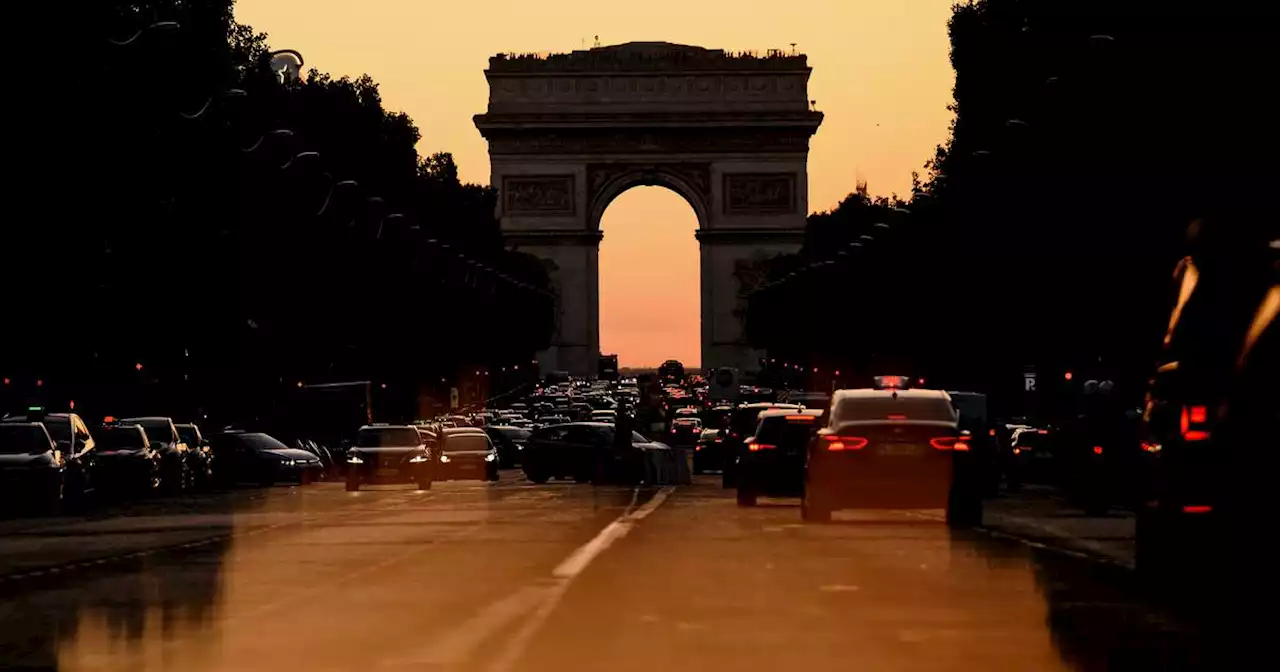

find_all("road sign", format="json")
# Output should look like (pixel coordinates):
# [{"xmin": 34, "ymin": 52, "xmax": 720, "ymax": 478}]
[
  {"xmin": 1023, "ymin": 373, "xmax": 1037, "ymax": 392},
  {"xmin": 449, "ymin": 387, "xmax": 459, "ymax": 409}
]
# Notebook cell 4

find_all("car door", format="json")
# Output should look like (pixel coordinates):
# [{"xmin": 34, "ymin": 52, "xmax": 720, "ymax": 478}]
[{"xmin": 561, "ymin": 425, "xmax": 600, "ymax": 473}]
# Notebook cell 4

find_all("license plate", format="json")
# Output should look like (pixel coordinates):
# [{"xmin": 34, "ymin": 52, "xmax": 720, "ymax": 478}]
[
  {"xmin": 878, "ymin": 443, "xmax": 923, "ymax": 457},
  {"xmin": 376, "ymin": 468, "xmax": 399, "ymax": 477}
]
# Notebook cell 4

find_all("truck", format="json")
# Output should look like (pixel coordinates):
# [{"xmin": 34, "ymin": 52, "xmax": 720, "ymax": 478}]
[{"xmin": 597, "ymin": 354, "xmax": 619, "ymax": 382}]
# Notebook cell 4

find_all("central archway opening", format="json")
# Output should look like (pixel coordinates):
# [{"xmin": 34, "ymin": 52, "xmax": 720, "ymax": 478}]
[{"xmin": 598, "ymin": 186, "xmax": 700, "ymax": 370}]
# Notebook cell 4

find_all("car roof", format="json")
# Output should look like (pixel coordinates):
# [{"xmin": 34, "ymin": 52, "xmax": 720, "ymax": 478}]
[
  {"xmin": 359, "ymin": 424, "xmax": 417, "ymax": 431},
  {"xmin": 738, "ymin": 402, "xmax": 799, "ymax": 410},
  {"xmin": 832, "ymin": 388, "xmax": 952, "ymax": 402},
  {"xmin": 758, "ymin": 408, "xmax": 823, "ymax": 419},
  {"xmin": 121, "ymin": 416, "xmax": 171, "ymax": 421},
  {"xmin": 442, "ymin": 427, "xmax": 485, "ymax": 435}
]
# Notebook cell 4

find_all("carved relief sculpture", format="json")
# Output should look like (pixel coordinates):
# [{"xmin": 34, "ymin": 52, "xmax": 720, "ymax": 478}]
[
  {"xmin": 724, "ymin": 174, "xmax": 796, "ymax": 215},
  {"xmin": 503, "ymin": 176, "xmax": 575, "ymax": 215}
]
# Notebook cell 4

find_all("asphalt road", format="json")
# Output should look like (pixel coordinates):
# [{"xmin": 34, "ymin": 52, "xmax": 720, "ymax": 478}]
[{"xmin": 0, "ymin": 474, "xmax": 1217, "ymax": 671}]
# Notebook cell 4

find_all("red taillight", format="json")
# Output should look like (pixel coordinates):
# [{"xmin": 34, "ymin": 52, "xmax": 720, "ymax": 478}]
[
  {"xmin": 930, "ymin": 436, "xmax": 966, "ymax": 450},
  {"xmin": 714, "ymin": 438, "xmax": 723, "ymax": 443},
  {"xmin": 824, "ymin": 435, "xmax": 867, "ymax": 451},
  {"xmin": 1141, "ymin": 441, "xmax": 1162, "ymax": 453},
  {"xmin": 785, "ymin": 415, "xmax": 815, "ymax": 422},
  {"xmin": 887, "ymin": 414, "xmax": 908, "ymax": 420},
  {"xmin": 988, "ymin": 429, "xmax": 997, "ymax": 437},
  {"xmin": 1037, "ymin": 429, "xmax": 1049, "ymax": 435},
  {"xmin": 1182, "ymin": 505, "xmax": 1212, "ymax": 514},
  {"xmin": 748, "ymin": 443, "xmax": 777, "ymax": 452},
  {"xmin": 1093, "ymin": 445, "xmax": 1104, "ymax": 455},
  {"xmin": 1180, "ymin": 405, "xmax": 1211, "ymax": 441}
]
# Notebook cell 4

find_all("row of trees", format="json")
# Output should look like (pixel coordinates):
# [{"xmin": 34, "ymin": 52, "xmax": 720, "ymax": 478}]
[
  {"xmin": 745, "ymin": 0, "xmax": 1276, "ymax": 408},
  {"xmin": 4, "ymin": 2, "xmax": 554, "ymax": 421}
]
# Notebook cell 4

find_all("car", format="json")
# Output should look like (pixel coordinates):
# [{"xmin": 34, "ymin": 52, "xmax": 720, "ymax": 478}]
[
  {"xmin": 1005, "ymin": 427, "xmax": 1054, "ymax": 489},
  {"xmin": 0, "ymin": 422, "xmax": 72, "ymax": 513},
  {"xmin": 736, "ymin": 409, "xmax": 824, "ymax": 506},
  {"xmin": 119, "ymin": 416, "xmax": 193, "ymax": 493},
  {"xmin": 174, "ymin": 423, "xmax": 215, "ymax": 490},
  {"xmin": 344, "ymin": 425, "xmax": 433, "ymax": 491},
  {"xmin": 801, "ymin": 388, "xmax": 982, "ymax": 527},
  {"xmin": 1, "ymin": 410, "xmax": 98, "ymax": 506},
  {"xmin": 721, "ymin": 403, "xmax": 801, "ymax": 488},
  {"xmin": 485, "ymin": 425, "xmax": 531, "ymax": 468},
  {"xmin": 693, "ymin": 429, "xmax": 725, "ymax": 474},
  {"xmin": 590, "ymin": 409, "xmax": 618, "ymax": 423},
  {"xmin": 208, "ymin": 431, "xmax": 323, "ymax": 487},
  {"xmin": 522, "ymin": 422, "xmax": 658, "ymax": 485},
  {"xmin": 784, "ymin": 391, "xmax": 832, "ymax": 409},
  {"xmin": 436, "ymin": 427, "xmax": 499, "ymax": 482},
  {"xmin": 93, "ymin": 422, "xmax": 162, "ymax": 496},
  {"xmin": 667, "ymin": 417, "xmax": 703, "ymax": 446}
]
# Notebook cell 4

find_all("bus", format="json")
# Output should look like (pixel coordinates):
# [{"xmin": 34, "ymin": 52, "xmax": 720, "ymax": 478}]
[{"xmin": 658, "ymin": 360, "xmax": 685, "ymax": 384}]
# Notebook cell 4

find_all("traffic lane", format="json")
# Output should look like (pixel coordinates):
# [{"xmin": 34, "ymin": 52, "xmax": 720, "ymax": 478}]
[
  {"xmin": 0, "ymin": 478, "xmax": 432, "ymax": 577},
  {"xmin": 0, "ymin": 475, "xmax": 647, "ymax": 672},
  {"xmin": 512, "ymin": 478, "xmax": 1209, "ymax": 672}
]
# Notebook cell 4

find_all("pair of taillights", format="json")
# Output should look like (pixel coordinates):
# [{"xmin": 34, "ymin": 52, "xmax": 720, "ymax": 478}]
[{"xmin": 818, "ymin": 435, "xmax": 970, "ymax": 452}]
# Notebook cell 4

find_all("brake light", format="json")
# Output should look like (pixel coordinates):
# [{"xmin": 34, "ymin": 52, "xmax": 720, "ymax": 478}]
[
  {"xmin": 714, "ymin": 438, "xmax": 723, "ymax": 443},
  {"xmin": 748, "ymin": 443, "xmax": 777, "ymax": 452},
  {"xmin": 1182, "ymin": 505, "xmax": 1212, "ymax": 514},
  {"xmin": 887, "ymin": 414, "xmax": 908, "ymax": 420},
  {"xmin": 988, "ymin": 429, "xmax": 996, "ymax": 437},
  {"xmin": 824, "ymin": 435, "xmax": 867, "ymax": 451},
  {"xmin": 1037, "ymin": 429, "xmax": 1049, "ymax": 435},
  {"xmin": 1093, "ymin": 446, "xmax": 1104, "ymax": 455},
  {"xmin": 785, "ymin": 415, "xmax": 815, "ymax": 422},
  {"xmin": 103, "ymin": 416, "xmax": 116, "ymax": 423},
  {"xmin": 930, "ymin": 436, "xmax": 966, "ymax": 450},
  {"xmin": 1180, "ymin": 405, "xmax": 1211, "ymax": 441},
  {"xmin": 1141, "ymin": 441, "xmax": 1162, "ymax": 453}
]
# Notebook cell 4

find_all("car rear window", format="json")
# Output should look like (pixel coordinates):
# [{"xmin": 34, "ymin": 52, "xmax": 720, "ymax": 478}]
[
  {"xmin": 0, "ymin": 425, "xmax": 51, "ymax": 454},
  {"xmin": 125, "ymin": 419, "xmax": 175, "ymax": 443},
  {"xmin": 97, "ymin": 426, "xmax": 147, "ymax": 450},
  {"xmin": 755, "ymin": 415, "xmax": 820, "ymax": 446},
  {"xmin": 357, "ymin": 427, "xmax": 420, "ymax": 447},
  {"xmin": 831, "ymin": 397, "xmax": 957, "ymax": 423}
]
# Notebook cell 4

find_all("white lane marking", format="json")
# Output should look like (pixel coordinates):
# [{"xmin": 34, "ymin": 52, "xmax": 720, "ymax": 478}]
[
  {"xmin": 410, "ymin": 584, "xmax": 554, "ymax": 665},
  {"xmin": 488, "ymin": 486, "xmax": 673, "ymax": 672},
  {"xmin": 388, "ymin": 486, "xmax": 675, "ymax": 669}
]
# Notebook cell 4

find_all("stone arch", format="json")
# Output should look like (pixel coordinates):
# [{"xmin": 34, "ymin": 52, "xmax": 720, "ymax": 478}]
[
  {"xmin": 587, "ymin": 165, "xmax": 711, "ymax": 232},
  {"xmin": 475, "ymin": 42, "xmax": 823, "ymax": 375}
]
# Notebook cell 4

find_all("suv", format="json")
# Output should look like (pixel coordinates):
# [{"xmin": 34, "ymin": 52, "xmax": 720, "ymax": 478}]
[
  {"xmin": 720, "ymin": 403, "xmax": 801, "ymax": 488},
  {"xmin": 1, "ymin": 410, "xmax": 97, "ymax": 506},
  {"xmin": 736, "ymin": 409, "xmax": 823, "ymax": 506},
  {"xmin": 94, "ymin": 422, "xmax": 162, "ymax": 496},
  {"xmin": 344, "ymin": 425, "xmax": 432, "ymax": 491},
  {"xmin": 174, "ymin": 423, "xmax": 214, "ymax": 490},
  {"xmin": 119, "ymin": 417, "xmax": 192, "ymax": 493},
  {"xmin": 0, "ymin": 421, "xmax": 73, "ymax": 512}
]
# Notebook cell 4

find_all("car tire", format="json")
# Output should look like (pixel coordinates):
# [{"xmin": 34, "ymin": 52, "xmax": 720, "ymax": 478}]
[
  {"xmin": 721, "ymin": 467, "xmax": 736, "ymax": 489},
  {"xmin": 345, "ymin": 475, "xmax": 360, "ymax": 492},
  {"xmin": 415, "ymin": 478, "xmax": 433, "ymax": 490},
  {"xmin": 800, "ymin": 496, "xmax": 830, "ymax": 523},
  {"xmin": 526, "ymin": 471, "xmax": 550, "ymax": 485},
  {"xmin": 736, "ymin": 488, "xmax": 758, "ymax": 507}
]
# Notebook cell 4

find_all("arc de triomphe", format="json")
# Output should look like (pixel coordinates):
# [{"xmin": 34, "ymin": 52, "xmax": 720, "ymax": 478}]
[{"xmin": 475, "ymin": 42, "xmax": 823, "ymax": 376}]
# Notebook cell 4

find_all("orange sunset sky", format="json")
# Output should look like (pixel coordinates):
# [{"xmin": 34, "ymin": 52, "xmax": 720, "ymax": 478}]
[{"xmin": 236, "ymin": 1, "xmax": 957, "ymax": 368}]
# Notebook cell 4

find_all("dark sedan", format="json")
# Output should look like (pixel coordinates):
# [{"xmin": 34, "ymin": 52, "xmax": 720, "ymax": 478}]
[
  {"xmin": 344, "ymin": 425, "xmax": 432, "ymax": 491},
  {"xmin": 721, "ymin": 403, "xmax": 801, "ymax": 488},
  {"xmin": 93, "ymin": 424, "xmax": 162, "ymax": 496},
  {"xmin": 208, "ymin": 431, "xmax": 324, "ymax": 487},
  {"xmin": 693, "ymin": 428, "xmax": 725, "ymax": 474},
  {"xmin": 485, "ymin": 425, "xmax": 530, "ymax": 468},
  {"xmin": 437, "ymin": 428, "xmax": 499, "ymax": 482},
  {"xmin": 119, "ymin": 416, "xmax": 192, "ymax": 493},
  {"xmin": 522, "ymin": 422, "xmax": 660, "ymax": 485}
]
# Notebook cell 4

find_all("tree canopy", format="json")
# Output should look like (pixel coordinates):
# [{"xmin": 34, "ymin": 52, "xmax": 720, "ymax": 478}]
[{"xmin": 4, "ymin": 1, "xmax": 554, "ymax": 422}]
